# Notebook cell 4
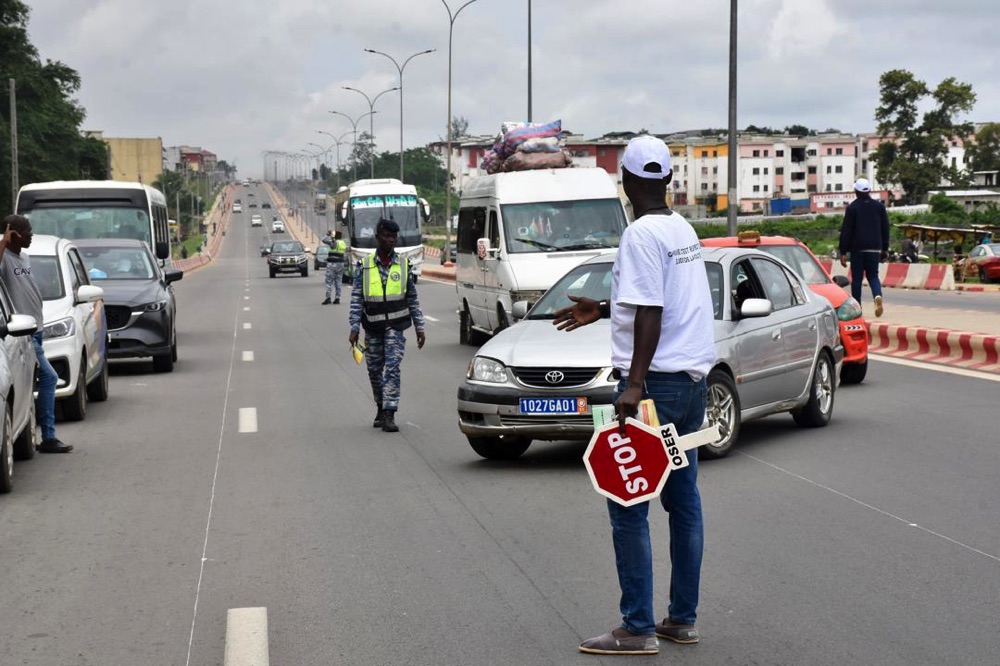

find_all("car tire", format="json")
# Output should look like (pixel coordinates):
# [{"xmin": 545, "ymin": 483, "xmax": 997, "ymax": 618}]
[
  {"xmin": 269, "ymin": 269, "xmax": 276, "ymax": 278},
  {"xmin": 840, "ymin": 358, "xmax": 867, "ymax": 385},
  {"xmin": 170, "ymin": 333, "xmax": 178, "ymax": 363},
  {"xmin": 0, "ymin": 406, "xmax": 12, "ymax": 494},
  {"xmin": 467, "ymin": 435, "xmax": 531, "ymax": 460},
  {"xmin": 792, "ymin": 351, "xmax": 835, "ymax": 428},
  {"xmin": 61, "ymin": 359, "xmax": 88, "ymax": 422},
  {"xmin": 980, "ymin": 267, "xmax": 990, "ymax": 284},
  {"xmin": 152, "ymin": 351, "xmax": 174, "ymax": 373},
  {"xmin": 13, "ymin": 398, "xmax": 35, "ymax": 461},
  {"xmin": 87, "ymin": 356, "xmax": 110, "ymax": 402},
  {"xmin": 460, "ymin": 304, "xmax": 486, "ymax": 347},
  {"xmin": 702, "ymin": 369, "xmax": 741, "ymax": 460},
  {"xmin": 301, "ymin": 267, "xmax": 308, "ymax": 277}
]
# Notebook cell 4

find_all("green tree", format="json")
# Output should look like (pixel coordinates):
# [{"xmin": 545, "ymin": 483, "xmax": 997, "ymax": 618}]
[
  {"xmin": 873, "ymin": 69, "xmax": 976, "ymax": 203},
  {"xmin": 928, "ymin": 192, "xmax": 967, "ymax": 226},
  {"xmin": 0, "ymin": 0, "xmax": 103, "ymax": 213},
  {"xmin": 964, "ymin": 122, "xmax": 1000, "ymax": 174},
  {"xmin": 784, "ymin": 124, "xmax": 815, "ymax": 136}
]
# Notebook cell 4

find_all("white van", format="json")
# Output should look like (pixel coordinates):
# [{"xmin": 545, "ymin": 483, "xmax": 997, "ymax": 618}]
[{"xmin": 455, "ymin": 167, "xmax": 628, "ymax": 344}]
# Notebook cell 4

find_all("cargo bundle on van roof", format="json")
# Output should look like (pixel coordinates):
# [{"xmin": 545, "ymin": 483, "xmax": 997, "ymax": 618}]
[{"xmin": 480, "ymin": 119, "xmax": 571, "ymax": 174}]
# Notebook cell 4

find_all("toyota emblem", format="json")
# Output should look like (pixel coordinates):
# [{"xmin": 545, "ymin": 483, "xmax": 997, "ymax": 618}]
[{"xmin": 545, "ymin": 370, "xmax": 565, "ymax": 384}]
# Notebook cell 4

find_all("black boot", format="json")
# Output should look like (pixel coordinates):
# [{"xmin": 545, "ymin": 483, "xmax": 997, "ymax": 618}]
[
  {"xmin": 372, "ymin": 406, "xmax": 385, "ymax": 428},
  {"xmin": 382, "ymin": 410, "xmax": 399, "ymax": 433},
  {"xmin": 321, "ymin": 297, "xmax": 331, "ymax": 305}
]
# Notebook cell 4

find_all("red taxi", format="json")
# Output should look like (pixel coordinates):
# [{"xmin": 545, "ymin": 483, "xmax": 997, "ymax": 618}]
[{"xmin": 702, "ymin": 232, "xmax": 869, "ymax": 384}]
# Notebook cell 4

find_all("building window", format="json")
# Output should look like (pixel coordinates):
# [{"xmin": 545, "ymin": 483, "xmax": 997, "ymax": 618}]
[
  {"xmin": 807, "ymin": 149, "xmax": 817, "ymax": 157},
  {"xmin": 808, "ymin": 184, "xmax": 817, "ymax": 193},
  {"xmin": 827, "ymin": 148, "xmax": 832, "ymax": 155},
  {"xmin": 752, "ymin": 167, "xmax": 760, "ymax": 175},
  {"xmin": 835, "ymin": 165, "xmax": 843, "ymax": 173},
  {"xmin": 701, "ymin": 167, "xmax": 708, "ymax": 175},
  {"xmin": 775, "ymin": 167, "xmax": 784, "ymax": 175},
  {"xmin": 825, "ymin": 184, "xmax": 831, "ymax": 192},
  {"xmin": 776, "ymin": 150, "xmax": 785, "ymax": 157},
  {"xmin": 753, "ymin": 185, "xmax": 760, "ymax": 192},
  {"xmin": 752, "ymin": 149, "xmax": 760, "ymax": 157},
  {"xmin": 826, "ymin": 202, "xmax": 835, "ymax": 208},
  {"xmin": 791, "ymin": 172, "xmax": 805, "ymax": 181},
  {"xmin": 763, "ymin": 185, "xmax": 769, "ymax": 192},
  {"xmin": 713, "ymin": 167, "xmax": 718, "ymax": 174},
  {"xmin": 836, "ymin": 147, "xmax": 843, "ymax": 155},
  {"xmin": 701, "ymin": 150, "xmax": 708, "ymax": 157},
  {"xmin": 835, "ymin": 183, "xmax": 843, "ymax": 191},
  {"xmin": 713, "ymin": 150, "xmax": 718, "ymax": 157},
  {"xmin": 764, "ymin": 150, "xmax": 769, "ymax": 157},
  {"xmin": 951, "ymin": 157, "xmax": 957, "ymax": 168},
  {"xmin": 701, "ymin": 183, "xmax": 708, "ymax": 191},
  {"xmin": 764, "ymin": 167, "xmax": 769, "ymax": 175},
  {"xmin": 826, "ymin": 166, "xmax": 832, "ymax": 174},
  {"xmin": 808, "ymin": 166, "xmax": 817, "ymax": 174}
]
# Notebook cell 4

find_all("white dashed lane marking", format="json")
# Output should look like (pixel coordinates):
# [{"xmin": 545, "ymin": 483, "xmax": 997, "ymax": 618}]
[
  {"xmin": 243, "ymin": 307, "xmax": 250, "ymax": 311},
  {"xmin": 225, "ymin": 607, "xmax": 269, "ymax": 666},
  {"xmin": 243, "ymin": 323, "xmax": 252, "ymax": 330},
  {"xmin": 238, "ymin": 408, "xmax": 258, "ymax": 433},
  {"xmin": 242, "ymin": 351, "xmax": 254, "ymax": 362}
]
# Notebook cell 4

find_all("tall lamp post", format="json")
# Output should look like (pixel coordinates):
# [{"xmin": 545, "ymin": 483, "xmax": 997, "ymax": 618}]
[
  {"xmin": 342, "ymin": 86, "xmax": 399, "ymax": 179},
  {"xmin": 329, "ymin": 109, "xmax": 377, "ymax": 183},
  {"xmin": 441, "ymin": 0, "xmax": 482, "ymax": 263},
  {"xmin": 364, "ymin": 47, "xmax": 435, "ymax": 181},
  {"xmin": 726, "ymin": 0, "xmax": 738, "ymax": 236},
  {"xmin": 307, "ymin": 142, "xmax": 327, "ymax": 179},
  {"xmin": 317, "ymin": 130, "xmax": 352, "ymax": 189}
]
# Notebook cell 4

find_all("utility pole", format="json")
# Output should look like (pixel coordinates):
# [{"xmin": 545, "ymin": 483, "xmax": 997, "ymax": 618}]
[
  {"xmin": 527, "ymin": 0, "xmax": 532, "ymax": 122},
  {"xmin": 726, "ymin": 0, "xmax": 739, "ymax": 236},
  {"xmin": 9, "ymin": 79, "xmax": 19, "ymax": 206}
]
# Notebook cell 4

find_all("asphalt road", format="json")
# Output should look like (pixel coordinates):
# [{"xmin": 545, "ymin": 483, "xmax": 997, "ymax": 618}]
[{"xmin": 2, "ymin": 190, "xmax": 998, "ymax": 666}]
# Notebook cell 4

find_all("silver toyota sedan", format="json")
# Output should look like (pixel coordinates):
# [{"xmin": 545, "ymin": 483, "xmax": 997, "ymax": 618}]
[{"xmin": 457, "ymin": 247, "xmax": 843, "ymax": 460}]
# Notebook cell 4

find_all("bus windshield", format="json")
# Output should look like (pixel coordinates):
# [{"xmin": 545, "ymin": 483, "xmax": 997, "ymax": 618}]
[
  {"xmin": 350, "ymin": 195, "xmax": 421, "ymax": 248},
  {"xmin": 24, "ymin": 206, "xmax": 152, "ymax": 244},
  {"xmin": 500, "ymin": 199, "xmax": 627, "ymax": 253}
]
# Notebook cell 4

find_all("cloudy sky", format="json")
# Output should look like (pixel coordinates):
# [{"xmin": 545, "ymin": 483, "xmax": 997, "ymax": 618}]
[{"xmin": 25, "ymin": 0, "xmax": 1000, "ymax": 178}]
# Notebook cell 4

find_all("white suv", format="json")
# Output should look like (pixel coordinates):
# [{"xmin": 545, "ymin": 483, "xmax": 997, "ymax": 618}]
[
  {"xmin": 31, "ymin": 235, "xmax": 109, "ymax": 422},
  {"xmin": 0, "ymin": 281, "xmax": 41, "ymax": 493},
  {"xmin": 251, "ymin": 214, "xmax": 263, "ymax": 227}
]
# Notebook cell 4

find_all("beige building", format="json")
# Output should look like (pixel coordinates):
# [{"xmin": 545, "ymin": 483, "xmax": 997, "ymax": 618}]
[{"xmin": 87, "ymin": 132, "xmax": 163, "ymax": 184}]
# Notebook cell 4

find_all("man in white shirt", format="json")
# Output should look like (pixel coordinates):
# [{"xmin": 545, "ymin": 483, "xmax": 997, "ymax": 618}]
[{"xmin": 554, "ymin": 135, "xmax": 715, "ymax": 655}]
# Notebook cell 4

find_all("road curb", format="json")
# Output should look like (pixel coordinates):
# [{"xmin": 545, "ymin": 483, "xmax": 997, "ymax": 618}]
[{"xmin": 868, "ymin": 322, "xmax": 1000, "ymax": 373}]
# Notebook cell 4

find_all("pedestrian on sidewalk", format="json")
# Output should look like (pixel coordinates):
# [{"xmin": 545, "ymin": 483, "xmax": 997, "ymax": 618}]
[
  {"xmin": 552, "ymin": 136, "xmax": 716, "ymax": 656},
  {"xmin": 322, "ymin": 230, "xmax": 346, "ymax": 304},
  {"xmin": 348, "ymin": 219, "xmax": 426, "ymax": 433},
  {"xmin": 0, "ymin": 215, "xmax": 72, "ymax": 453},
  {"xmin": 839, "ymin": 178, "xmax": 890, "ymax": 317}
]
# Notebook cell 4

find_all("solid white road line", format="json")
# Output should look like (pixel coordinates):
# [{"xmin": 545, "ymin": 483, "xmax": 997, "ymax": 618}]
[
  {"xmin": 242, "ymin": 351, "xmax": 254, "ymax": 362},
  {"xmin": 238, "ymin": 408, "xmax": 258, "ymax": 433},
  {"xmin": 225, "ymin": 607, "xmax": 269, "ymax": 666},
  {"xmin": 243, "ymin": 323, "xmax": 252, "ymax": 330},
  {"xmin": 872, "ymin": 354, "xmax": 1000, "ymax": 382},
  {"xmin": 424, "ymin": 315, "xmax": 439, "ymax": 322}
]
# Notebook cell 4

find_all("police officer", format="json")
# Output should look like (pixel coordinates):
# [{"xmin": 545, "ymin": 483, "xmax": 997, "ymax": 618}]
[
  {"xmin": 322, "ymin": 230, "xmax": 347, "ymax": 304},
  {"xmin": 348, "ymin": 219, "xmax": 426, "ymax": 433}
]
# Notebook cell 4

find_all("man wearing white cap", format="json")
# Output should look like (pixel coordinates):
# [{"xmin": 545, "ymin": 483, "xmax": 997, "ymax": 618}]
[
  {"xmin": 838, "ymin": 178, "xmax": 890, "ymax": 317},
  {"xmin": 553, "ymin": 135, "xmax": 716, "ymax": 655}
]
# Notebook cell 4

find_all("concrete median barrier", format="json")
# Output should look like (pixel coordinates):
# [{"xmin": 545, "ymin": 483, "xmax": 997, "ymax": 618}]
[
  {"xmin": 819, "ymin": 259, "xmax": 956, "ymax": 291},
  {"xmin": 868, "ymin": 322, "xmax": 1000, "ymax": 373}
]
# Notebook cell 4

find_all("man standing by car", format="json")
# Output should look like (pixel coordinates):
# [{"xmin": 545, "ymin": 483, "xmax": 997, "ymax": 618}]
[
  {"xmin": 348, "ymin": 219, "xmax": 426, "ymax": 433},
  {"xmin": 0, "ymin": 215, "xmax": 71, "ymax": 453},
  {"xmin": 552, "ymin": 136, "xmax": 715, "ymax": 655},
  {"xmin": 839, "ymin": 178, "xmax": 889, "ymax": 317},
  {"xmin": 322, "ymin": 230, "xmax": 346, "ymax": 305}
]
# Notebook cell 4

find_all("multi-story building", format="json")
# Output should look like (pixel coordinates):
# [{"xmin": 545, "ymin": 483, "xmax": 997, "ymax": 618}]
[{"xmin": 86, "ymin": 131, "xmax": 163, "ymax": 184}]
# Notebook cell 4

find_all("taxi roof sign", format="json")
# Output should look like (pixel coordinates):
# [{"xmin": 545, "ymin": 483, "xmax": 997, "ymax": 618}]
[{"xmin": 737, "ymin": 230, "xmax": 761, "ymax": 245}]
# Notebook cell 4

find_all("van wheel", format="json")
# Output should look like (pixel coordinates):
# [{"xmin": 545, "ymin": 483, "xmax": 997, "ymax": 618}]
[
  {"xmin": 467, "ymin": 435, "xmax": 531, "ymax": 460},
  {"xmin": 87, "ymin": 356, "xmax": 110, "ymax": 402},
  {"xmin": 460, "ymin": 304, "xmax": 486, "ymax": 346},
  {"xmin": 495, "ymin": 307, "xmax": 510, "ymax": 334},
  {"xmin": 0, "ymin": 406, "xmax": 12, "ymax": 493},
  {"xmin": 13, "ymin": 398, "xmax": 36, "ymax": 460},
  {"xmin": 62, "ymin": 360, "xmax": 88, "ymax": 422}
]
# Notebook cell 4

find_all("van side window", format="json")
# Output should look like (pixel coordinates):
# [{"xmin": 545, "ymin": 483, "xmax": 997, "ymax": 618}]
[
  {"xmin": 457, "ymin": 206, "xmax": 486, "ymax": 254},
  {"xmin": 488, "ymin": 210, "xmax": 500, "ymax": 251}
]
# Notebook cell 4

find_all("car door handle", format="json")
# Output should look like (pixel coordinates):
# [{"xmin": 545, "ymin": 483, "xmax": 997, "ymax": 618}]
[
  {"xmin": 808, "ymin": 321, "xmax": 816, "ymax": 330},
  {"xmin": 772, "ymin": 330, "xmax": 781, "ymax": 341}
]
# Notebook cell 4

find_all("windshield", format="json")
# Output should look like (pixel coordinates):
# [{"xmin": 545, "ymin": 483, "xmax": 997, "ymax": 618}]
[
  {"xmin": 24, "ymin": 206, "xmax": 151, "ymax": 244},
  {"xmin": 272, "ymin": 242, "xmax": 304, "ymax": 254},
  {"xmin": 30, "ymin": 256, "xmax": 66, "ymax": 301},
  {"xmin": 500, "ymin": 199, "xmax": 627, "ymax": 254},
  {"xmin": 754, "ymin": 244, "xmax": 829, "ymax": 285},
  {"xmin": 78, "ymin": 246, "xmax": 156, "ymax": 280},
  {"xmin": 527, "ymin": 261, "xmax": 613, "ymax": 319},
  {"xmin": 349, "ymin": 195, "xmax": 421, "ymax": 248}
]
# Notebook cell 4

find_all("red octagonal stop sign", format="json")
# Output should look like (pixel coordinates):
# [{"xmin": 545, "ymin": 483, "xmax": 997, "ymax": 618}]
[{"xmin": 584, "ymin": 418, "xmax": 674, "ymax": 507}]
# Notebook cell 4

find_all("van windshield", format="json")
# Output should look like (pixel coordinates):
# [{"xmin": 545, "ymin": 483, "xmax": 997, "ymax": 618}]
[
  {"xmin": 349, "ymin": 195, "xmax": 421, "ymax": 248},
  {"xmin": 500, "ymin": 199, "xmax": 627, "ymax": 253},
  {"xmin": 23, "ymin": 206, "xmax": 151, "ymax": 243}
]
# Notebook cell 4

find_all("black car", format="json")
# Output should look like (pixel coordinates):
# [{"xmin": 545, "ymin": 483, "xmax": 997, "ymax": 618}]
[
  {"xmin": 74, "ymin": 239, "xmax": 182, "ymax": 373},
  {"xmin": 267, "ymin": 240, "xmax": 309, "ymax": 278},
  {"xmin": 261, "ymin": 202, "xmax": 271, "ymax": 209}
]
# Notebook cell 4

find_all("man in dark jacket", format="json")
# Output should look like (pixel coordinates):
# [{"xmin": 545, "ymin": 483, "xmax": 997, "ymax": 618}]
[{"xmin": 839, "ymin": 178, "xmax": 890, "ymax": 317}]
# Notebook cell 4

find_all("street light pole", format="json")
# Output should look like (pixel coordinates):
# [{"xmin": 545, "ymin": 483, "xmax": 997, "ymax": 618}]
[
  {"xmin": 527, "ymin": 0, "xmax": 532, "ymax": 122},
  {"xmin": 318, "ymin": 130, "xmax": 353, "ymax": 189},
  {"xmin": 343, "ymin": 86, "xmax": 399, "ymax": 179},
  {"xmin": 727, "ymin": 0, "xmax": 739, "ymax": 236},
  {"xmin": 364, "ymin": 47, "xmax": 436, "ymax": 181},
  {"xmin": 441, "ymin": 0, "xmax": 482, "ymax": 264},
  {"xmin": 329, "ymin": 110, "xmax": 377, "ymax": 183}
]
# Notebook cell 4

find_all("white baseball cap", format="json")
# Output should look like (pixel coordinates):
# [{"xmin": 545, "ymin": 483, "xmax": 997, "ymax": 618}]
[
  {"xmin": 621, "ymin": 135, "xmax": 672, "ymax": 179},
  {"xmin": 853, "ymin": 177, "xmax": 871, "ymax": 192}
]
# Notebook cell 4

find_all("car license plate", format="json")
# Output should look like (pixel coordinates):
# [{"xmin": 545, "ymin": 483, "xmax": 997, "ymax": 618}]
[{"xmin": 519, "ymin": 397, "xmax": 588, "ymax": 415}]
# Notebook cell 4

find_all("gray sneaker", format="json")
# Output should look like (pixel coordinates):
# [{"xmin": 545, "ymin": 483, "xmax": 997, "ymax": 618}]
[
  {"xmin": 579, "ymin": 628, "xmax": 658, "ymax": 655},
  {"xmin": 655, "ymin": 618, "xmax": 699, "ymax": 644}
]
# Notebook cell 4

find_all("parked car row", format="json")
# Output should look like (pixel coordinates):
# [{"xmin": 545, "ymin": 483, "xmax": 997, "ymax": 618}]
[{"xmin": 1, "ymin": 234, "xmax": 183, "ymax": 494}]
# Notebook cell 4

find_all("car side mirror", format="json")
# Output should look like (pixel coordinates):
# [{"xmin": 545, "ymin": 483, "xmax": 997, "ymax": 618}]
[
  {"xmin": 832, "ymin": 275, "xmax": 849, "ymax": 288},
  {"xmin": 75, "ymin": 284, "xmax": 104, "ymax": 305},
  {"xmin": 3, "ymin": 314, "xmax": 37, "ymax": 338},
  {"xmin": 512, "ymin": 301, "xmax": 531, "ymax": 321},
  {"xmin": 164, "ymin": 269, "xmax": 184, "ymax": 284},
  {"xmin": 739, "ymin": 298, "xmax": 773, "ymax": 318},
  {"xmin": 304, "ymin": 247, "xmax": 312, "ymax": 254}
]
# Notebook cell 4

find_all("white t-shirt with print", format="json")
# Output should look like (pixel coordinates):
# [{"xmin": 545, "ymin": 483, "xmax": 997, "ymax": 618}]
[{"xmin": 610, "ymin": 211, "xmax": 716, "ymax": 380}]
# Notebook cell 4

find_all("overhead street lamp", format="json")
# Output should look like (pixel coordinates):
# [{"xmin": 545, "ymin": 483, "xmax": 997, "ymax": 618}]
[
  {"xmin": 329, "ymin": 109, "xmax": 377, "ymax": 183},
  {"xmin": 364, "ymin": 47, "xmax": 436, "ymax": 181},
  {"xmin": 342, "ymin": 85, "xmax": 400, "ymax": 179},
  {"xmin": 317, "ymin": 130, "xmax": 353, "ymax": 189},
  {"xmin": 727, "ymin": 0, "xmax": 738, "ymax": 236},
  {"xmin": 441, "ymin": 0, "xmax": 482, "ymax": 264}
]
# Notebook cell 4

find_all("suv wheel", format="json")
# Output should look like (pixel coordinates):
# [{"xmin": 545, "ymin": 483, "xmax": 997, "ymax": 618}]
[
  {"xmin": 62, "ymin": 359, "xmax": 88, "ymax": 422},
  {"xmin": 467, "ymin": 435, "xmax": 531, "ymax": 460},
  {"xmin": 87, "ymin": 356, "xmax": 110, "ymax": 402}
]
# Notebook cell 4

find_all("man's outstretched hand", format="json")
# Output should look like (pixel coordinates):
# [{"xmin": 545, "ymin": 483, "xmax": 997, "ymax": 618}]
[{"xmin": 552, "ymin": 295, "xmax": 602, "ymax": 331}]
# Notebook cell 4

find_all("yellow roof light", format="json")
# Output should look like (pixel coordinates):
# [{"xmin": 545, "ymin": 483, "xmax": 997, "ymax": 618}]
[{"xmin": 737, "ymin": 230, "xmax": 761, "ymax": 245}]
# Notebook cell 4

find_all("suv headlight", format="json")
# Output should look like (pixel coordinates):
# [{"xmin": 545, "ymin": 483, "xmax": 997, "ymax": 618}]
[
  {"xmin": 43, "ymin": 316, "xmax": 75, "ymax": 339},
  {"xmin": 296, "ymin": 254, "xmax": 307, "ymax": 263},
  {"xmin": 836, "ymin": 297, "xmax": 863, "ymax": 322},
  {"xmin": 143, "ymin": 299, "xmax": 169, "ymax": 312},
  {"xmin": 467, "ymin": 356, "xmax": 508, "ymax": 383}
]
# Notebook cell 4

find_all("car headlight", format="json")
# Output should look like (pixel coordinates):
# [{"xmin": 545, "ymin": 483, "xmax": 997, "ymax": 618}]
[
  {"xmin": 467, "ymin": 356, "xmax": 508, "ymax": 383},
  {"xmin": 143, "ymin": 300, "xmax": 169, "ymax": 312},
  {"xmin": 43, "ymin": 316, "xmax": 75, "ymax": 339},
  {"xmin": 836, "ymin": 297, "xmax": 863, "ymax": 322},
  {"xmin": 296, "ymin": 254, "xmax": 307, "ymax": 263}
]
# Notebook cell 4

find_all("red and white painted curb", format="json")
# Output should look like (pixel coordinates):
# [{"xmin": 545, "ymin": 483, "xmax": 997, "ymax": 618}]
[
  {"xmin": 819, "ymin": 259, "xmax": 956, "ymax": 291},
  {"xmin": 868, "ymin": 322, "xmax": 1000, "ymax": 374}
]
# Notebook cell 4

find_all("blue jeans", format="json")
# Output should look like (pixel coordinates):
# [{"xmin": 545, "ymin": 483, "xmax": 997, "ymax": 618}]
[
  {"xmin": 849, "ymin": 251, "xmax": 882, "ymax": 304},
  {"xmin": 32, "ymin": 332, "xmax": 58, "ymax": 441},
  {"xmin": 608, "ymin": 371, "xmax": 707, "ymax": 633}
]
